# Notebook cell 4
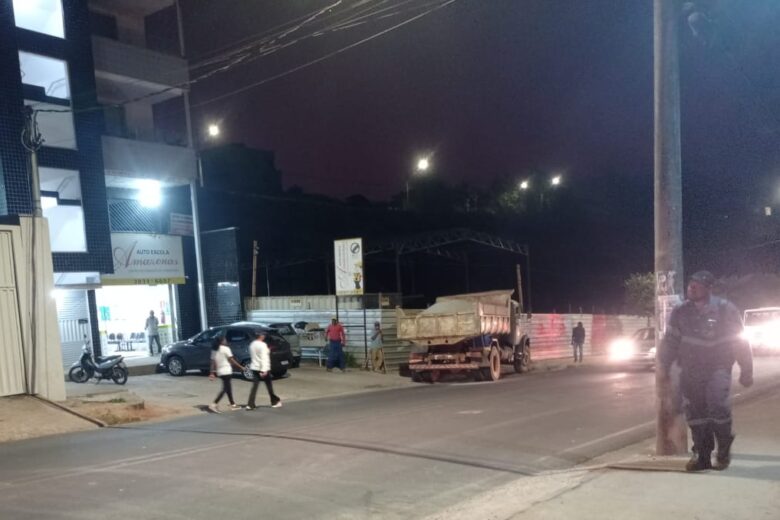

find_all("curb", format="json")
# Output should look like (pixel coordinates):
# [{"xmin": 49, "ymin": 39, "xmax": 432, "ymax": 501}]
[{"xmin": 32, "ymin": 395, "xmax": 107, "ymax": 428}]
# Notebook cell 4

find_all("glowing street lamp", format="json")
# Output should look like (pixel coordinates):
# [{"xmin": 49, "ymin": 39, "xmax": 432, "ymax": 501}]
[
  {"xmin": 406, "ymin": 155, "xmax": 432, "ymax": 208},
  {"xmin": 207, "ymin": 123, "xmax": 220, "ymax": 138},
  {"xmin": 137, "ymin": 179, "xmax": 161, "ymax": 208},
  {"xmin": 417, "ymin": 157, "xmax": 430, "ymax": 172},
  {"xmin": 519, "ymin": 180, "xmax": 530, "ymax": 190},
  {"xmin": 551, "ymin": 175, "xmax": 562, "ymax": 186}
]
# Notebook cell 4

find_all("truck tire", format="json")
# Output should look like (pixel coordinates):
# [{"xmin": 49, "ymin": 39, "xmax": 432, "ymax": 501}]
[
  {"xmin": 514, "ymin": 339, "xmax": 531, "ymax": 373},
  {"xmin": 480, "ymin": 346, "xmax": 501, "ymax": 382}
]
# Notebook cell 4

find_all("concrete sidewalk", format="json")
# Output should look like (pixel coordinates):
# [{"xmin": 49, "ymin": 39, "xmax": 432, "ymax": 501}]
[
  {"xmin": 0, "ymin": 364, "xmax": 419, "ymax": 443},
  {"xmin": 426, "ymin": 381, "xmax": 780, "ymax": 520}
]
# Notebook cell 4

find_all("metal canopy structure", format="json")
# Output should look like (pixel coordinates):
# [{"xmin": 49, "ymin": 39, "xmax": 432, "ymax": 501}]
[
  {"xmin": 366, "ymin": 227, "xmax": 528, "ymax": 257},
  {"xmin": 365, "ymin": 228, "xmax": 529, "ymax": 309},
  {"xmin": 259, "ymin": 228, "xmax": 531, "ymax": 309}
]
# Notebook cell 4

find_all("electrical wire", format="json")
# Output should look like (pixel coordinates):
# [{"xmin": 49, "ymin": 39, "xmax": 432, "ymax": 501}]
[
  {"xmin": 191, "ymin": 0, "xmax": 457, "ymax": 108},
  {"xmin": 29, "ymin": 0, "xmax": 457, "ymax": 117}
]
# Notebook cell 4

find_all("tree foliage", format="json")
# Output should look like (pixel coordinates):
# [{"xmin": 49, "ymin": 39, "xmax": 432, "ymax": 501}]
[{"xmin": 624, "ymin": 272, "xmax": 655, "ymax": 317}]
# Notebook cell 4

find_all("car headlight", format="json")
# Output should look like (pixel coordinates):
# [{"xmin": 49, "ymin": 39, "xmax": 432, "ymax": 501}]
[{"xmin": 609, "ymin": 339, "xmax": 636, "ymax": 361}]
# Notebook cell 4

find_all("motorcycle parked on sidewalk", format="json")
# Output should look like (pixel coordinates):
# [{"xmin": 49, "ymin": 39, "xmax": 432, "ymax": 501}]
[{"xmin": 68, "ymin": 336, "xmax": 128, "ymax": 385}]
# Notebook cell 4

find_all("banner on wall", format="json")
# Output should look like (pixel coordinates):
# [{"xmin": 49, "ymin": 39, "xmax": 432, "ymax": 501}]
[
  {"xmin": 334, "ymin": 238, "xmax": 364, "ymax": 296},
  {"xmin": 102, "ymin": 233, "xmax": 185, "ymax": 285}
]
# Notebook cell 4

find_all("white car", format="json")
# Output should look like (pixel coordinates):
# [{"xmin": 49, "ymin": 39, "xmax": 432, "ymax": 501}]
[
  {"xmin": 607, "ymin": 327, "xmax": 656, "ymax": 369},
  {"xmin": 742, "ymin": 307, "xmax": 780, "ymax": 354}
]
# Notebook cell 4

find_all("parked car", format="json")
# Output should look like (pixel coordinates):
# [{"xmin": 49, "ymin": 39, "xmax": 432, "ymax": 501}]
[
  {"xmin": 159, "ymin": 324, "xmax": 292, "ymax": 379},
  {"xmin": 742, "ymin": 307, "xmax": 780, "ymax": 354},
  {"xmin": 237, "ymin": 321, "xmax": 301, "ymax": 368},
  {"xmin": 607, "ymin": 327, "xmax": 656, "ymax": 369}
]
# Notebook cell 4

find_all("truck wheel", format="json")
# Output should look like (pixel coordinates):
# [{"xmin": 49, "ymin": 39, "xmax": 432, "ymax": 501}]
[
  {"xmin": 514, "ymin": 340, "xmax": 531, "ymax": 373},
  {"xmin": 480, "ymin": 346, "xmax": 501, "ymax": 382}
]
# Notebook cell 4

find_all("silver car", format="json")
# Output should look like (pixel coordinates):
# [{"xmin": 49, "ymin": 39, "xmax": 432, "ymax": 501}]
[{"xmin": 607, "ymin": 327, "xmax": 656, "ymax": 369}]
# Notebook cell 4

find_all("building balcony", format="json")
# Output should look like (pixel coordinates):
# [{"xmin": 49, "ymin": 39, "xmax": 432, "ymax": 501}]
[
  {"xmin": 101, "ymin": 135, "xmax": 197, "ymax": 186},
  {"xmin": 92, "ymin": 35, "xmax": 188, "ymax": 96}
]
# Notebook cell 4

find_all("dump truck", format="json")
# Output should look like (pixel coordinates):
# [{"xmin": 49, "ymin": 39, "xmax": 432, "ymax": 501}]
[{"xmin": 397, "ymin": 290, "xmax": 531, "ymax": 383}]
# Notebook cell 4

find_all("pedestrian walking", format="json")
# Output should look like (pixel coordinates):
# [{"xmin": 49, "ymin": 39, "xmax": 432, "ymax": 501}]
[
  {"xmin": 208, "ymin": 336, "xmax": 244, "ymax": 413},
  {"xmin": 325, "ymin": 317, "xmax": 347, "ymax": 372},
  {"xmin": 370, "ymin": 321, "xmax": 386, "ymax": 373},
  {"xmin": 245, "ymin": 330, "xmax": 282, "ymax": 410},
  {"xmin": 571, "ymin": 322, "xmax": 586, "ymax": 363},
  {"xmin": 659, "ymin": 271, "xmax": 753, "ymax": 472},
  {"xmin": 145, "ymin": 310, "xmax": 162, "ymax": 355}
]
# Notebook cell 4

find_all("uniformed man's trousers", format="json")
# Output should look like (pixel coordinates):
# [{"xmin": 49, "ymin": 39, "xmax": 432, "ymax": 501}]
[{"xmin": 682, "ymin": 367, "xmax": 733, "ymax": 458}]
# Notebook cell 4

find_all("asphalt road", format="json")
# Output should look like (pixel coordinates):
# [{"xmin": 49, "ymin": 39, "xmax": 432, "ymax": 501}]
[{"xmin": 2, "ymin": 359, "xmax": 779, "ymax": 519}]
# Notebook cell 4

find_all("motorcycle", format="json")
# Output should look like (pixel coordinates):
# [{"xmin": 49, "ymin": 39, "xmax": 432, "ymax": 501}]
[{"xmin": 68, "ymin": 336, "xmax": 128, "ymax": 385}]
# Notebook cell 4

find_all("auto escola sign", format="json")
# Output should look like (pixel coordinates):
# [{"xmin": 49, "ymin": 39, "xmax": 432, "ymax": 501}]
[{"xmin": 102, "ymin": 233, "xmax": 185, "ymax": 285}]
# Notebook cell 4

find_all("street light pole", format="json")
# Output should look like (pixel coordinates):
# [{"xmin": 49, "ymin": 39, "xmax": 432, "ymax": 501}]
[
  {"xmin": 191, "ymin": 170, "xmax": 208, "ymax": 332},
  {"xmin": 654, "ymin": 0, "xmax": 687, "ymax": 456}
]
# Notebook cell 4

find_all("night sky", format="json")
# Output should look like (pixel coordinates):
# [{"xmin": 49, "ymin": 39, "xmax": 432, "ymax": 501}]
[
  {"xmin": 180, "ymin": 0, "xmax": 780, "ymax": 200},
  {"xmin": 179, "ymin": 0, "xmax": 780, "ymax": 290}
]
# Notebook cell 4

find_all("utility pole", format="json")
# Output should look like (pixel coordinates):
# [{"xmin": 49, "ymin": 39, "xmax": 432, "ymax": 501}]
[
  {"xmin": 22, "ymin": 106, "xmax": 44, "ymax": 394},
  {"xmin": 251, "ymin": 240, "xmax": 258, "ymax": 298},
  {"xmin": 654, "ymin": 0, "xmax": 687, "ymax": 456},
  {"xmin": 515, "ymin": 263, "xmax": 525, "ymax": 313},
  {"xmin": 23, "ymin": 107, "xmax": 43, "ymax": 218}
]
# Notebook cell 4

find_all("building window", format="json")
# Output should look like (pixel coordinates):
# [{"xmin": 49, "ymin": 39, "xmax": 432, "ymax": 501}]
[
  {"xmin": 19, "ymin": 51, "xmax": 70, "ymax": 100},
  {"xmin": 24, "ymin": 100, "xmax": 77, "ymax": 149},
  {"xmin": 12, "ymin": 0, "xmax": 65, "ymax": 38},
  {"xmin": 40, "ymin": 167, "xmax": 87, "ymax": 252}
]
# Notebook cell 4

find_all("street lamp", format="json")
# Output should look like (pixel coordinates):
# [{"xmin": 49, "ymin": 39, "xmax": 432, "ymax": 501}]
[
  {"xmin": 191, "ymin": 122, "xmax": 221, "ymax": 331},
  {"xmin": 137, "ymin": 179, "xmax": 162, "ymax": 208},
  {"xmin": 551, "ymin": 175, "xmax": 562, "ymax": 186},
  {"xmin": 519, "ymin": 180, "xmax": 530, "ymax": 190},
  {"xmin": 406, "ymin": 155, "xmax": 432, "ymax": 208}
]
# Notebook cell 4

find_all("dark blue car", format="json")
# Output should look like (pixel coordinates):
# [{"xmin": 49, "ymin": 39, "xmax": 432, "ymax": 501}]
[{"xmin": 159, "ymin": 324, "xmax": 292, "ymax": 379}]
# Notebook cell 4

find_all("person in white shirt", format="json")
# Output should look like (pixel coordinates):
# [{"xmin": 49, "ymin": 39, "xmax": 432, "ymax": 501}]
[
  {"xmin": 145, "ymin": 310, "xmax": 162, "ymax": 355},
  {"xmin": 245, "ymin": 329, "xmax": 282, "ymax": 410},
  {"xmin": 208, "ymin": 336, "xmax": 244, "ymax": 413}
]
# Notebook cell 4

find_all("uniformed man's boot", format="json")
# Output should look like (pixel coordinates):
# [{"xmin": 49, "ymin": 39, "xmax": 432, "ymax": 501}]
[
  {"xmin": 685, "ymin": 451, "xmax": 713, "ymax": 472},
  {"xmin": 686, "ymin": 425, "xmax": 714, "ymax": 472},
  {"xmin": 713, "ymin": 422, "xmax": 735, "ymax": 471}
]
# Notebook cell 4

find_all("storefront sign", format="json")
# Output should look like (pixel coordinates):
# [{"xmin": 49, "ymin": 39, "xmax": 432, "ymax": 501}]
[
  {"xmin": 169, "ymin": 213, "xmax": 193, "ymax": 236},
  {"xmin": 334, "ymin": 238, "xmax": 364, "ymax": 296},
  {"xmin": 103, "ymin": 233, "xmax": 185, "ymax": 285}
]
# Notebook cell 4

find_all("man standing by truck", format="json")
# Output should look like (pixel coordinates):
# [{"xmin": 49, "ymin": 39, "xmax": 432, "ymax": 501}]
[{"xmin": 326, "ymin": 317, "xmax": 347, "ymax": 372}]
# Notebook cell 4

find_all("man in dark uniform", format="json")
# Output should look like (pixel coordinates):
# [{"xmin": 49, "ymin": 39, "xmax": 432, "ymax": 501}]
[{"xmin": 659, "ymin": 271, "xmax": 753, "ymax": 471}]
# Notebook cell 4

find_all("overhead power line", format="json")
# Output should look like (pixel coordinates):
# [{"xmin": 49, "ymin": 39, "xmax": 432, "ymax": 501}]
[{"xmin": 29, "ymin": 0, "xmax": 457, "ymax": 117}]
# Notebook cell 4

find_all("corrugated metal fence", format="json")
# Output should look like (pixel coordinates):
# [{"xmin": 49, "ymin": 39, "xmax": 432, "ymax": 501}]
[
  {"xmin": 244, "ymin": 295, "xmax": 651, "ymax": 369},
  {"xmin": 529, "ymin": 314, "xmax": 651, "ymax": 361}
]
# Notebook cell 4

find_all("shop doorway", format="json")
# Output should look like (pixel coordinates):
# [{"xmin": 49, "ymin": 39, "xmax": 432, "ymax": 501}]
[{"xmin": 95, "ymin": 285, "xmax": 175, "ymax": 357}]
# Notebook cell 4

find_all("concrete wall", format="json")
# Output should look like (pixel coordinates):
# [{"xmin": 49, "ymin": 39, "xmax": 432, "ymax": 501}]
[{"xmin": 0, "ymin": 217, "xmax": 65, "ymax": 400}]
